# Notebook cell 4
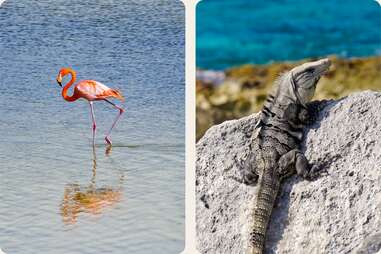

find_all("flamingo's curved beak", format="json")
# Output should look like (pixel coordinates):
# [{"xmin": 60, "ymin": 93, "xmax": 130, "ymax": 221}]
[{"xmin": 56, "ymin": 75, "xmax": 62, "ymax": 87}]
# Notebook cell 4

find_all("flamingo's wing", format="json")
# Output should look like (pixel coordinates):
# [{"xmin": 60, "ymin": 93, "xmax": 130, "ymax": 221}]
[{"xmin": 75, "ymin": 80, "xmax": 124, "ymax": 101}]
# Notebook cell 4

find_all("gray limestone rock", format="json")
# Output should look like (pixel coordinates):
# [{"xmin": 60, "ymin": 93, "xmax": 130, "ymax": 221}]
[{"xmin": 196, "ymin": 91, "xmax": 381, "ymax": 254}]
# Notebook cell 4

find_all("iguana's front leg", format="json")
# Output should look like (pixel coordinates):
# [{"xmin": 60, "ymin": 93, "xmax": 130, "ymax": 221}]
[
  {"xmin": 284, "ymin": 103, "xmax": 317, "ymax": 125},
  {"xmin": 302, "ymin": 100, "xmax": 328, "ymax": 125},
  {"xmin": 298, "ymin": 107, "xmax": 312, "ymax": 125},
  {"xmin": 232, "ymin": 150, "xmax": 259, "ymax": 185},
  {"xmin": 278, "ymin": 149, "xmax": 317, "ymax": 179}
]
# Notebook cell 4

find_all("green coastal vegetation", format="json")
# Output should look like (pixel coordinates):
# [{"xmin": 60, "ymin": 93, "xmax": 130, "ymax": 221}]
[{"xmin": 196, "ymin": 56, "xmax": 381, "ymax": 140}]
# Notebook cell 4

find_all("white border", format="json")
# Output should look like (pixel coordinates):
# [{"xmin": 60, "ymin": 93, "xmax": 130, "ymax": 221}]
[{"xmin": 181, "ymin": 0, "xmax": 200, "ymax": 253}]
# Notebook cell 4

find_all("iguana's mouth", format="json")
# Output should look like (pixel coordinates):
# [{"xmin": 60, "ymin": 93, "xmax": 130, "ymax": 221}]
[
  {"xmin": 317, "ymin": 68, "xmax": 329, "ymax": 76},
  {"xmin": 315, "ymin": 59, "xmax": 331, "ymax": 76}
]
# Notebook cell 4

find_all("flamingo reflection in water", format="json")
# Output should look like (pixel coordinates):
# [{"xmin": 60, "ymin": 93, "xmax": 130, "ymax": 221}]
[{"xmin": 60, "ymin": 147, "xmax": 124, "ymax": 224}]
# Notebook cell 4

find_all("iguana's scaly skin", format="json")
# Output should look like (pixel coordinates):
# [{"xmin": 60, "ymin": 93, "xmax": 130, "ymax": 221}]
[{"xmin": 241, "ymin": 59, "xmax": 331, "ymax": 254}]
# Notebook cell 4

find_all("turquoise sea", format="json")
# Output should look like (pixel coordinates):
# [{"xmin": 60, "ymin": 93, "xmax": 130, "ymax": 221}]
[
  {"xmin": 0, "ymin": 1, "xmax": 184, "ymax": 253},
  {"xmin": 197, "ymin": 0, "xmax": 381, "ymax": 69}
]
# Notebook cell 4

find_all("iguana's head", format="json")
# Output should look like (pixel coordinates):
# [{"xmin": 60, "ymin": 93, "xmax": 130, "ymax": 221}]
[{"xmin": 287, "ymin": 58, "xmax": 331, "ymax": 105}]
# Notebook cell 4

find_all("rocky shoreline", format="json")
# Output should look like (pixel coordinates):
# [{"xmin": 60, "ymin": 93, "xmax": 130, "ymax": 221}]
[{"xmin": 196, "ymin": 56, "xmax": 381, "ymax": 140}]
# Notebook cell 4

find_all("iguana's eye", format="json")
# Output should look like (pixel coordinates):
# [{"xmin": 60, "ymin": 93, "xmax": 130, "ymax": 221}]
[{"xmin": 306, "ymin": 68, "xmax": 314, "ymax": 73}]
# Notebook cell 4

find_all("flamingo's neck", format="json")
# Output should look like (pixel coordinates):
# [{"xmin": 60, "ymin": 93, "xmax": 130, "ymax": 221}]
[{"xmin": 62, "ymin": 69, "xmax": 78, "ymax": 102}]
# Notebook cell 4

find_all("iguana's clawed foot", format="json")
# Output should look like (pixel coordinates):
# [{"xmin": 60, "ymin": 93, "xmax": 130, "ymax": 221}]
[
  {"xmin": 239, "ymin": 157, "xmax": 259, "ymax": 185},
  {"xmin": 299, "ymin": 106, "xmax": 320, "ymax": 125},
  {"xmin": 231, "ymin": 155, "xmax": 259, "ymax": 185},
  {"xmin": 278, "ymin": 157, "xmax": 293, "ymax": 178},
  {"xmin": 306, "ymin": 164, "xmax": 328, "ymax": 180},
  {"xmin": 298, "ymin": 108, "xmax": 312, "ymax": 125},
  {"xmin": 277, "ymin": 149, "xmax": 327, "ymax": 181},
  {"xmin": 304, "ymin": 100, "xmax": 328, "ymax": 125}
]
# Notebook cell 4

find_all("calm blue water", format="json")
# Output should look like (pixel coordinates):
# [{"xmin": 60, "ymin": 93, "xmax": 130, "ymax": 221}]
[
  {"xmin": 0, "ymin": 1, "xmax": 184, "ymax": 254},
  {"xmin": 197, "ymin": 0, "xmax": 381, "ymax": 69}
]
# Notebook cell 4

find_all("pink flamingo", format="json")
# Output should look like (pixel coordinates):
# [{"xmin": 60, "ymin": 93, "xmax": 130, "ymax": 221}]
[{"xmin": 56, "ymin": 68, "xmax": 125, "ymax": 146}]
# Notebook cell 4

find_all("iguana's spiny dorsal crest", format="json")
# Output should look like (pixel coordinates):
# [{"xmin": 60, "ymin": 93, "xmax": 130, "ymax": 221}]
[{"xmin": 243, "ymin": 58, "xmax": 331, "ymax": 254}]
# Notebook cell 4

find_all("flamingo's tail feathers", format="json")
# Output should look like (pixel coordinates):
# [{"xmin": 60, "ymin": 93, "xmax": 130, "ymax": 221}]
[{"xmin": 110, "ymin": 89, "xmax": 125, "ymax": 102}]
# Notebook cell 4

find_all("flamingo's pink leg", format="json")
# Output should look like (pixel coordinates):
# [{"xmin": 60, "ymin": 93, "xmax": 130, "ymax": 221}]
[
  {"xmin": 89, "ymin": 102, "xmax": 97, "ymax": 146},
  {"xmin": 104, "ymin": 99, "xmax": 125, "ymax": 145}
]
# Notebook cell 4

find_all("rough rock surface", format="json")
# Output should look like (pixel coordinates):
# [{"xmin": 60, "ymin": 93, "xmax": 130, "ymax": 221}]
[{"xmin": 196, "ymin": 91, "xmax": 381, "ymax": 254}]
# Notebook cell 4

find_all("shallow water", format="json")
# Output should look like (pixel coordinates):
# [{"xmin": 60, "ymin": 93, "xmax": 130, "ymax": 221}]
[
  {"xmin": 197, "ymin": 0, "xmax": 381, "ymax": 69},
  {"xmin": 0, "ymin": 1, "xmax": 185, "ymax": 253}
]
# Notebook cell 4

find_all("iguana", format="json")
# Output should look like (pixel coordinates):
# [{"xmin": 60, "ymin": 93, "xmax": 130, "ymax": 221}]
[{"xmin": 241, "ymin": 58, "xmax": 331, "ymax": 254}]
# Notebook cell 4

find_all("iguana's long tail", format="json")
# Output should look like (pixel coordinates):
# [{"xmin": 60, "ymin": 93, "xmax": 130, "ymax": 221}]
[{"xmin": 248, "ymin": 170, "xmax": 280, "ymax": 254}]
